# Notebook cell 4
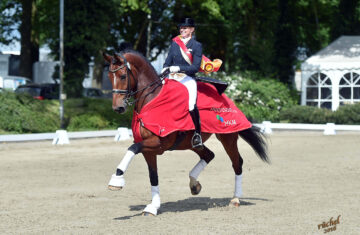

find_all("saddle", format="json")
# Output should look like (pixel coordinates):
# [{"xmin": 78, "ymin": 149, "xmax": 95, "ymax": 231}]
[
  {"xmin": 159, "ymin": 69, "xmax": 228, "ymax": 95},
  {"xmin": 195, "ymin": 76, "xmax": 228, "ymax": 94}
]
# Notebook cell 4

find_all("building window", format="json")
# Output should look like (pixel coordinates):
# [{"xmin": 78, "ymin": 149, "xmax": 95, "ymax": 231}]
[
  {"xmin": 339, "ymin": 72, "xmax": 360, "ymax": 105},
  {"xmin": 306, "ymin": 72, "xmax": 332, "ymax": 109}
]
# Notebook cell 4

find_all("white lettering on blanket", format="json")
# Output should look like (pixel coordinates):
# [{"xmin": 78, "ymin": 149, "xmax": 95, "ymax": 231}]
[
  {"xmin": 210, "ymin": 107, "xmax": 238, "ymax": 113},
  {"xmin": 224, "ymin": 120, "xmax": 237, "ymax": 126}
]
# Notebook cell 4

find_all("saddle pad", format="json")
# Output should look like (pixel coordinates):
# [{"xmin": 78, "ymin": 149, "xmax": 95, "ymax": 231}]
[{"xmin": 131, "ymin": 78, "xmax": 251, "ymax": 143}]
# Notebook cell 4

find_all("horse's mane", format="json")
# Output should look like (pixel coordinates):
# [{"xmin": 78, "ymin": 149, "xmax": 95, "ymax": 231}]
[{"xmin": 120, "ymin": 49, "xmax": 158, "ymax": 77}]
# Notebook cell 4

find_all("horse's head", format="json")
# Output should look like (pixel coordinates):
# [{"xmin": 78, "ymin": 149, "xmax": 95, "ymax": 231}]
[{"xmin": 103, "ymin": 52, "xmax": 136, "ymax": 113}]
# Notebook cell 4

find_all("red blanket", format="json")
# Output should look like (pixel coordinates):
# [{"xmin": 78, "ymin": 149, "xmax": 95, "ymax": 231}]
[{"xmin": 131, "ymin": 79, "xmax": 252, "ymax": 143}]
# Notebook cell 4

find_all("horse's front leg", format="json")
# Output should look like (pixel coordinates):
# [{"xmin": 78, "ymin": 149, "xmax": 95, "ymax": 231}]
[
  {"xmin": 108, "ymin": 142, "xmax": 142, "ymax": 190},
  {"xmin": 142, "ymin": 152, "xmax": 160, "ymax": 216},
  {"xmin": 108, "ymin": 131, "xmax": 163, "ymax": 190}
]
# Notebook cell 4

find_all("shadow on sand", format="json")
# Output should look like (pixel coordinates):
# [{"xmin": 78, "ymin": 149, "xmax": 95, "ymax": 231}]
[{"xmin": 114, "ymin": 197, "xmax": 270, "ymax": 220}]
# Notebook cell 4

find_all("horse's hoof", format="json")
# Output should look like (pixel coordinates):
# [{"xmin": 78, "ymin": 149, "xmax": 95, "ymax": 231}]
[
  {"xmin": 142, "ymin": 212, "xmax": 155, "ymax": 216},
  {"xmin": 190, "ymin": 182, "xmax": 202, "ymax": 195},
  {"xmin": 229, "ymin": 198, "xmax": 240, "ymax": 207},
  {"xmin": 108, "ymin": 185, "xmax": 122, "ymax": 191},
  {"xmin": 143, "ymin": 204, "xmax": 159, "ymax": 216}
]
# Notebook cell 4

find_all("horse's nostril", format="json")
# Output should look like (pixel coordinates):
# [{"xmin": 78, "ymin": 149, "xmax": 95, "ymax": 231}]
[{"xmin": 115, "ymin": 107, "xmax": 125, "ymax": 113}]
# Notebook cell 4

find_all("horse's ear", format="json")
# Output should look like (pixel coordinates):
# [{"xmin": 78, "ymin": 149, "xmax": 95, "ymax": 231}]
[{"xmin": 103, "ymin": 52, "xmax": 112, "ymax": 63}]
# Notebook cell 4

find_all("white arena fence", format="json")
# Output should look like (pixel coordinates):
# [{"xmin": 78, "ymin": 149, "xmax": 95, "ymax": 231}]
[
  {"xmin": 257, "ymin": 121, "xmax": 360, "ymax": 135},
  {"xmin": 0, "ymin": 128, "xmax": 133, "ymax": 144},
  {"xmin": 0, "ymin": 122, "xmax": 359, "ymax": 144}
]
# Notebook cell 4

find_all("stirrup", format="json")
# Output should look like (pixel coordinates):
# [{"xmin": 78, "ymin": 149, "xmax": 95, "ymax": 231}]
[{"xmin": 192, "ymin": 133, "xmax": 203, "ymax": 150}]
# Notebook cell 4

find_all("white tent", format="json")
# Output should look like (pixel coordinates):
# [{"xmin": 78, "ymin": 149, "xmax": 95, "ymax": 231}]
[{"xmin": 301, "ymin": 36, "xmax": 360, "ymax": 110}]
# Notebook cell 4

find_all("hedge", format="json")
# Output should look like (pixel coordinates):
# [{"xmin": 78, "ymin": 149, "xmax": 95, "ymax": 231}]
[
  {"xmin": 65, "ymin": 98, "xmax": 133, "ymax": 131},
  {"xmin": 0, "ymin": 92, "xmax": 133, "ymax": 134},
  {"xmin": 0, "ymin": 91, "xmax": 59, "ymax": 133},
  {"xmin": 279, "ymin": 103, "xmax": 360, "ymax": 124},
  {"xmin": 213, "ymin": 72, "xmax": 299, "ymax": 122}
]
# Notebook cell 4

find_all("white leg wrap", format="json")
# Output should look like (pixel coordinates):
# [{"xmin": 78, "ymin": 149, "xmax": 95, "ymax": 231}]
[
  {"xmin": 117, "ymin": 150, "xmax": 135, "ymax": 172},
  {"xmin": 189, "ymin": 159, "xmax": 207, "ymax": 180},
  {"xmin": 234, "ymin": 174, "xmax": 243, "ymax": 198},
  {"xmin": 143, "ymin": 186, "xmax": 161, "ymax": 215},
  {"xmin": 108, "ymin": 174, "xmax": 125, "ymax": 187}
]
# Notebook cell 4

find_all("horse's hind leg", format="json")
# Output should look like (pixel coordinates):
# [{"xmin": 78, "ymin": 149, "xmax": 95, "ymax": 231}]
[
  {"xmin": 189, "ymin": 146, "xmax": 215, "ymax": 195},
  {"xmin": 216, "ymin": 133, "xmax": 243, "ymax": 207}
]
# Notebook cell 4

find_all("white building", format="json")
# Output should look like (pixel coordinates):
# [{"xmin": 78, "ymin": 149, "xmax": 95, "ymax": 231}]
[{"xmin": 300, "ymin": 36, "xmax": 360, "ymax": 111}]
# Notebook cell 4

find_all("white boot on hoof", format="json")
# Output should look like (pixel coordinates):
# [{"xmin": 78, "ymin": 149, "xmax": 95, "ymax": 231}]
[
  {"xmin": 108, "ymin": 174, "xmax": 125, "ymax": 190},
  {"xmin": 142, "ymin": 203, "xmax": 159, "ymax": 216}
]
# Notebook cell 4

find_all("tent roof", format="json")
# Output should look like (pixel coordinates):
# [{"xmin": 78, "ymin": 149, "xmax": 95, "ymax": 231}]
[{"xmin": 301, "ymin": 36, "xmax": 360, "ymax": 71}]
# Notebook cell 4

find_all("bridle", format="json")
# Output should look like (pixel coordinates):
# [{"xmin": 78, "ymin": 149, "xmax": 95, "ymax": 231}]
[
  {"xmin": 109, "ymin": 53, "xmax": 134, "ymax": 97},
  {"xmin": 109, "ymin": 52, "xmax": 164, "ymax": 107}
]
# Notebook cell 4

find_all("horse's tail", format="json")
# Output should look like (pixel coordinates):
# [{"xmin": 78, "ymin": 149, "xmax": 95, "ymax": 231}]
[{"xmin": 238, "ymin": 126, "xmax": 270, "ymax": 163}]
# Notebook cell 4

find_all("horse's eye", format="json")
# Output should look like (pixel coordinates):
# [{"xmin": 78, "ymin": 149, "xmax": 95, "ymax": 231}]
[{"xmin": 120, "ymin": 74, "xmax": 126, "ymax": 80}]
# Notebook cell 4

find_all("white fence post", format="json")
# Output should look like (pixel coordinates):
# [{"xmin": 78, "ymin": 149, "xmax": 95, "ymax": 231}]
[
  {"xmin": 114, "ymin": 127, "xmax": 130, "ymax": 141},
  {"xmin": 261, "ymin": 121, "xmax": 273, "ymax": 134},
  {"xmin": 323, "ymin": 123, "xmax": 336, "ymax": 135},
  {"xmin": 52, "ymin": 130, "xmax": 70, "ymax": 145}
]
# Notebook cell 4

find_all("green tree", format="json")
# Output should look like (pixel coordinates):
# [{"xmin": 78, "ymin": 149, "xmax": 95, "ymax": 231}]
[
  {"xmin": 331, "ymin": 0, "xmax": 360, "ymax": 39},
  {"xmin": 0, "ymin": 0, "xmax": 39, "ymax": 80},
  {"xmin": 0, "ymin": 0, "xmax": 21, "ymax": 46},
  {"xmin": 19, "ymin": 0, "xmax": 39, "ymax": 80},
  {"xmin": 39, "ymin": 0, "xmax": 118, "ymax": 97},
  {"xmin": 2, "ymin": 0, "xmax": 356, "ymax": 89}
]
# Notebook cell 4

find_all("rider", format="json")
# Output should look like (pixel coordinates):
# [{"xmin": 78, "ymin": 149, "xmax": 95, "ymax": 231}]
[{"xmin": 162, "ymin": 17, "xmax": 203, "ymax": 150}]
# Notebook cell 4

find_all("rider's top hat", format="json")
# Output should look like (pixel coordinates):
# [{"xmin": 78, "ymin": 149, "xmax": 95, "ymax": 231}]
[{"xmin": 178, "ymin": 18, "xmax": 195, "ymax": 28}]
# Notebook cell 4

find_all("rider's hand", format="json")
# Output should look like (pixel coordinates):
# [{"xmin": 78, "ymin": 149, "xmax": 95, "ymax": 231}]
[
  {"xmin": 169, "ymin": 66, "xmax": 180, "ymax": 73},
  {"xmin": 161, "ymin": 67, "xmax": 169, "ymax": 74}
]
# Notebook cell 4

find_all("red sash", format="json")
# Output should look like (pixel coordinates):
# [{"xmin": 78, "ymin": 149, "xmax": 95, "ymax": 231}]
[
  {"xmin": 172, "ymin": 36, "xmax": 194, "ymax": 64},
  {"xmin": 172, "ymin": 36, "xmax": 222, "ymax": 74}
]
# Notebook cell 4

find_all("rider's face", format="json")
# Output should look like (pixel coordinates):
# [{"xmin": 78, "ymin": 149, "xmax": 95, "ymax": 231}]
[{"xmin": 180, "ymin": 27, "xmax": 194, "ymax": 39}]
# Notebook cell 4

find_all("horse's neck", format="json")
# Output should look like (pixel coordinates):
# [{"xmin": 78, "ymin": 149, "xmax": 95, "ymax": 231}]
[
  {"xmin": 135, "ymin": 74, "xmax": 162, "ymax": 113},
  {"xmin": 129, "ymin": 56, "xmax": 162, "ymax": 112}
]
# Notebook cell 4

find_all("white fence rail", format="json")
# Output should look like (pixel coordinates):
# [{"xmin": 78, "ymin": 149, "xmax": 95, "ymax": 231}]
[
  {"xmin": 0, "ymin": 122, "xmax": 359, "ymax": 143},
  {"xmin": 255, "ymin": 121, "xmax": 360, "ymax": 135},
  {"xmin": 0, "ymin": 128, "xmax": 132, "ymax": 143}
]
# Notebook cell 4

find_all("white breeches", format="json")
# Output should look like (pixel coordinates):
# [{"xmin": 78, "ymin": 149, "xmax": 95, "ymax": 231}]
[{"xmin": 169, "ymin": 74, "xmax": 197, "ymax": 111}]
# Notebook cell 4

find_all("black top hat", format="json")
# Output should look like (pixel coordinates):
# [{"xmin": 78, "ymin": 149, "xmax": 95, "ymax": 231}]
[{"xmin": 178, "ymin": 18, "xmax": 195, "ymax": 27}]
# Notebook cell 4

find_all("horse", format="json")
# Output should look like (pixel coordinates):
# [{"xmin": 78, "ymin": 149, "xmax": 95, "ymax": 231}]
[{"xmin": 103, "ymin": 50, "xmax": 270, "ymax": 216}]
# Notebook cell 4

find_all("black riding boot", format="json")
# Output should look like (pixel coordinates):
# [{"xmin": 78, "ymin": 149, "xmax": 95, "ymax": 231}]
[{"xmin": 189, "ymin": 105, "xmax": 203, "ymax": 150}]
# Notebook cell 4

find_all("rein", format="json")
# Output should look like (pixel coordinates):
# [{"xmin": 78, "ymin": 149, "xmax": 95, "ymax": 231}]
[{"xmin": 109, "ymin": 52, "xmax": 165, "ymax": 107}]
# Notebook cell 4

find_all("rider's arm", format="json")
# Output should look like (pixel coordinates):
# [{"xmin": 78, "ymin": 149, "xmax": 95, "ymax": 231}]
[{"xmin": 179, "ymin": 41, "xmax": 202, "ymax": 75}]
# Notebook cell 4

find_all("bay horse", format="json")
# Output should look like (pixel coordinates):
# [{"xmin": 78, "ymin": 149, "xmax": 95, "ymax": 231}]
[{"xmin": 103, "ymin": 50, "xmax": 269, "ymax": 216}]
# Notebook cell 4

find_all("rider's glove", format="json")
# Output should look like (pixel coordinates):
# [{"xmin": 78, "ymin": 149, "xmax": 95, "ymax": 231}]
[
  {"xmin": 169, "ymin": 66, "xmax": 180, "ymax": 73},
  {"xmin": 161, "ymin": 67, "xmax": 169, "ymax": 74}
]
